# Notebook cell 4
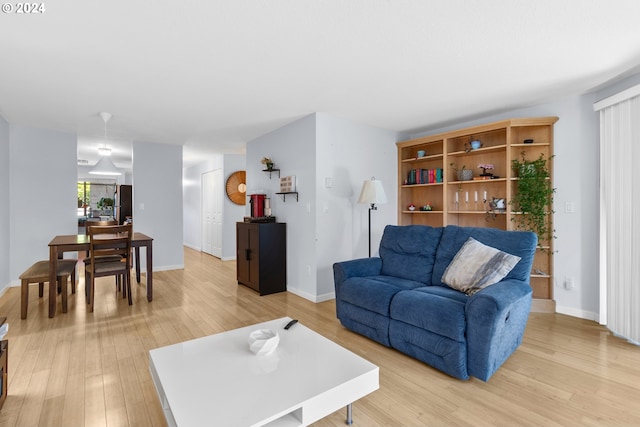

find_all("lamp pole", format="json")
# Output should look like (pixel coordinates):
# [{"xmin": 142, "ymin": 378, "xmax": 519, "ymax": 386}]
[
  {"xmin": 368, "ymin": 203, "xmax": 377, "ymax": 257},
  {"xmin": 358, "ymin": 177, "xmax": 386, "ymax": 258}
]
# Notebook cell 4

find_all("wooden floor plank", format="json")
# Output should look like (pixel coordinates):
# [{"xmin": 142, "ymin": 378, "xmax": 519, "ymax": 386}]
[{"xmin": 1, "ymin": 247, "xmax": 640, "ymax": 426}]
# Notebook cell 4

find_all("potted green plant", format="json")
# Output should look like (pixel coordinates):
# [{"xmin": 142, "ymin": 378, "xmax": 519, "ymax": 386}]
[
  {"xmin": 510, "ymin": 151, "xmax": 556, "ymax": 246},
  {"xmin": 97, "ymin": 197, "xmax": 114, "ymax": 209},
  {"xmin": 261, "ymin": 157, "xmax": 274, "ymax": 171}
]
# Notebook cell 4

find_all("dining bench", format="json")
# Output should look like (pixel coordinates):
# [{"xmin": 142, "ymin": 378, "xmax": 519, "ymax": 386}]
[{"xmin": 20, "ymin": 259, "xmax": 77, "ymax": 319}]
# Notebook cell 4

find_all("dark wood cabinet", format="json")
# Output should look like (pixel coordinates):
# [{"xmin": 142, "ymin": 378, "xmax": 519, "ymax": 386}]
[
  {"xmin": 0, "ymin": 317, "xmax": 7, "ymax": 410},
  {"xmin": 116, "ymin": 184, "xmax": 132, "ymax": 225},
  {"xmin": 236, "ymin": 222, "xmax": 286, "ymax": 295}
]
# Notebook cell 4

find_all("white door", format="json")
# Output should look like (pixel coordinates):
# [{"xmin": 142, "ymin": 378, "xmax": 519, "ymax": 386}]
[{"xmin": 202, "ymin": 169, "xmax": 223, "ymax": 258}]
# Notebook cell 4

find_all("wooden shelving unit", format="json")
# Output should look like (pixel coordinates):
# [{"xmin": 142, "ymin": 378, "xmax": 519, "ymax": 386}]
[{"xmin": 396, "ymin": 117, "xmax": 558, "ymax": 313}]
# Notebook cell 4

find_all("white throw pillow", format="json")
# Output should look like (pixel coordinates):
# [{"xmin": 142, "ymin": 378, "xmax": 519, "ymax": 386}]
[{"xmin": 441, "ymin": 237, "xmax": 521, "ymax": 295}]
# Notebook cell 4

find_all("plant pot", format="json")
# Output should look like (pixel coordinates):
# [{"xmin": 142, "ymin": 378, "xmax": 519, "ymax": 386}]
[
  {"xmin": 266, "ymin": 162, "xmax": 274, "ymax": 171},
  {"xmin": 457, "ymin": 169, "xmax": 473, "ymax": 181}
]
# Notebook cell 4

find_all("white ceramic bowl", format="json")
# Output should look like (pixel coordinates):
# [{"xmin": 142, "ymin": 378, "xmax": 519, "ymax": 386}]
[{"xmin": 248, "ymin": 329, "xmax": 279, "ymax": 356}]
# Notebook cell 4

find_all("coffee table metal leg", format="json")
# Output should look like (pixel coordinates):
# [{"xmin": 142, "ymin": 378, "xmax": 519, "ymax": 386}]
[{"xmin": 346, "ymin": 403, "xmax": 353, "ymax": 425}]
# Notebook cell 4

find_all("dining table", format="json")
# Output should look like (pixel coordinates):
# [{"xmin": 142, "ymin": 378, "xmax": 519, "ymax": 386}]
[{"xmin": 48, "ymin": 232, "xmax": 153, "ymax": 318}]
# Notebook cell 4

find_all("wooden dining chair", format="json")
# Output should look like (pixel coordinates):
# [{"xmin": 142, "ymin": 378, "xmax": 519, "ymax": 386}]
[
  {"xmin": 83, "ymin": 219, "xmax": 122, "ymax": 294},
  {"xmin": 86, "ymin": 224, "xmax": 133, "ymax": 312}
]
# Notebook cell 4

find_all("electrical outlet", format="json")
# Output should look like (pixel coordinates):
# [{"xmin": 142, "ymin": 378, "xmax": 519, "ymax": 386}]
[
  {"xmin": 564, "ymin": 277, "xmax": 575, "ymax": 290},
  {"xmin": 565, "ymin": 202, "xmax": 575, "ymax": 213}
]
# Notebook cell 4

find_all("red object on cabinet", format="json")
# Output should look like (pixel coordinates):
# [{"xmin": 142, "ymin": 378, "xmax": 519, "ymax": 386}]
[{"xmin": 250, "ymin": 194, "xmax": 266, "ymax": 218}]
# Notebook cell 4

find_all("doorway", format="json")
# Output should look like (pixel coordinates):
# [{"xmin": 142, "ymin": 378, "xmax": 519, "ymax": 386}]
[{"xmin": 202, "ymin": 169, "xmax": 223, "ymax": 258}]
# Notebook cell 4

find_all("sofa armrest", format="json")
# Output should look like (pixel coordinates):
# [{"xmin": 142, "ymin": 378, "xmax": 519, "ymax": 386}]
[
  {"xmin": 465, "ymin": 279, "xmax": 532, "ymax": 381},
  {"xmin": 333, "ymin": 258, "xmax": 382, "ymax": 306},
  {"xmin": 333, "ymin": 258, "xmax": 382, "ymax": 287}
]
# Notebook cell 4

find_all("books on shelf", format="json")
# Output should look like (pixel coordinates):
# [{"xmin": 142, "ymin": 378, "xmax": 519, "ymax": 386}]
[{"xmin": 407, "ymin": 168, "xmax": 442, "ymax": 185}]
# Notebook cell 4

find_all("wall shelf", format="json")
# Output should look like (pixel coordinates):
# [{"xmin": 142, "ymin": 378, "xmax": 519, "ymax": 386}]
[
  {"xmin": 275, "ymin": 192, "xmax": 298, "ymax": 202},
  {"xmin": 262, "ymin": 169, "xmax": 280, "ymax": 179}
]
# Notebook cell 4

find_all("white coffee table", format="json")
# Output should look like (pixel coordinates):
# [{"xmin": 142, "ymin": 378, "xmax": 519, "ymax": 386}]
[{"xmin": 149, "ymin": 317, "xmax": 379, "ymax": 427}]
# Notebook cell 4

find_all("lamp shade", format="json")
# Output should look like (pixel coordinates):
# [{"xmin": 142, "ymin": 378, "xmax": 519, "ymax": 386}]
[
  {"xmin": 89, "ymin": 156, "xmax": 122, "ymax": 175},
  {"xmin": 358, "ymin": 179, "xmax": 387, "ymax": 205}
]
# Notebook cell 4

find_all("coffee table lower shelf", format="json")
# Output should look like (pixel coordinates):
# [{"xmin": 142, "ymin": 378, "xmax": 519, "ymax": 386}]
[{"xmin": 149, "ymin": 317, "xmax": 379, "ymax": 427}]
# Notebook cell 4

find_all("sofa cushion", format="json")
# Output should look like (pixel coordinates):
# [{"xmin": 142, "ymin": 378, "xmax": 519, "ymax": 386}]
[
  {"xmin": 441, "ymin": 237, "xmax": 521, "ymax": 295},
  {"xmin": 379, "ymin": 225, "xmax": 443, "ymax": 285},
  {"xmin": 341, "ymin": 275, "xmax": 421, "ymax": 316},
  {"xmin": 390, "ymin": 289, "xmax": 466, "ymax": 341},
  {"xmin": 413, "ymin": 285, "xmax": 469, "ymax": 304},
  {"xmin": 432, "ymin": 225, "xmax": 537, "ymax": 286}
]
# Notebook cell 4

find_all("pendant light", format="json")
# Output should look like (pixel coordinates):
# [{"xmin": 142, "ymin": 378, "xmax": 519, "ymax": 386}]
[{"xmin": 90, "ymin": 112, "xmax": 122, "ymax": 175}]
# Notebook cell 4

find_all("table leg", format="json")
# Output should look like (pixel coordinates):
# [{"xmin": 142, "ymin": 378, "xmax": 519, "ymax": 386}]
[
  {"xmin": 346, "ymin": 403, "xmax": 353, "ymax": 425},
  {"xmin": 48, "ymin": 246, "xmax": 57, "ymax": 318},
  {"xmin": 135, "ymin": 247, "xmax": 141, "ymax": 283},
  {"xmin": 146, "ymin": 243, "xmax": 153, "ymax": 302}
]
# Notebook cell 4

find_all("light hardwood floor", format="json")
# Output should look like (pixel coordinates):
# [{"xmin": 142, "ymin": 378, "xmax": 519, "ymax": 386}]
[{"xmin": 2, "ymin": 247, "xmax": 640, "ymax": 426}]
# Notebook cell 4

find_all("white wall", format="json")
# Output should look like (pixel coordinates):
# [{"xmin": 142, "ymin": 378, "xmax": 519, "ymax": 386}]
[
  {"xmin": 405, "ymin": 94, "xmax": 600, "ymax": 320},
  {"xmin": 9, "ymin": 125, "xmax": 77, "ymax": 285},
  {"xmin": 0, "ymin": 116, "xmax": 9, "ymax": 291},
  {"xmin": 132, "ymin": 141, "xmax": 184, "ymax": 271},
  {"xmin": 182, "ymin": 154, "xmax": 245, "ymax": 260},
  {"xmin": 315, "ymin": 113, "xmax": 399, "ymax": 299},
  {"xmin": 246, "ymin": 113, "xmax": 399, "ymax": 302},
  {"xmin": 222, "ymin": 154, "xmax": 247, "ymax": 260},
  {"xmin": 246, "ymin": 114, "xmax": 317, "ymax": 300}
]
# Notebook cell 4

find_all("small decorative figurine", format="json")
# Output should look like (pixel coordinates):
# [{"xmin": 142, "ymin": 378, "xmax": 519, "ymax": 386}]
[
  {"xmin": 478, "ymin": 163, "xmax": 494, "ymax": 177},
  {"xmin": 408, "ymin": 203, "xmax": 416, "ymax": 211}
]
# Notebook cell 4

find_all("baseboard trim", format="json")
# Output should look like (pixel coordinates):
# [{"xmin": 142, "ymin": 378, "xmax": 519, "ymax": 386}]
[
  {"xmin": 150, "ymin": 264, "xmax": 184, "ymax": 273},
  {"xmin": 555, "ymin": 305, "xmax": 598, "ymax": 322},
  {"xmin": 183, "ymin": 243, "xmax": 201, "ymax": 252},
  {"xmin": 287, "ymin": 287, "xmax": 335, "ymax": 303}
]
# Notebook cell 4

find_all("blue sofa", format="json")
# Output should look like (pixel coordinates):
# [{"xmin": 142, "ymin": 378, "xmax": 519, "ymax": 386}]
[{"xmin": 333, "ymin": 225, "xmax": 537, "ymax": 381}]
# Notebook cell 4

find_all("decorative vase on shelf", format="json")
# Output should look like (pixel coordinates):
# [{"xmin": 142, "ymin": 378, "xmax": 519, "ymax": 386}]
[
  {"xmin": 457, "ymin": 169, "xmax": 473, "ymax": 181},
  {"xmin": 266, "ymin": 162, "xmax": 274, "ymax": 171}
]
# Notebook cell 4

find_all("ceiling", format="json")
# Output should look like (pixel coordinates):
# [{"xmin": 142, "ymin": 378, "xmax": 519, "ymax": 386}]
[{"xmin": 2, "ymin": 1, "xmax": 640, "ymax": 170}]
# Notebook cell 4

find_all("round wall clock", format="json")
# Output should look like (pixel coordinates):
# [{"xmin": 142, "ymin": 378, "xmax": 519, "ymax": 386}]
[{"xmin": 226, "ymin": 171, "xmax": 247, "ymax": 205}]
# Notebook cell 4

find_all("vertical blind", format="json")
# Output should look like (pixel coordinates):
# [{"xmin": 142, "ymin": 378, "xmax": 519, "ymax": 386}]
[{"xmin": 595, "ymin": 85, "xmax": 640, "ymax": 343}]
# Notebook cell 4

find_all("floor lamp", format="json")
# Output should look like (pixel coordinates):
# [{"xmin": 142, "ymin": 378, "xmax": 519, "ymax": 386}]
[{"xmin": 358, "ymin": 177, "xmax": 387, "ymax": 257}]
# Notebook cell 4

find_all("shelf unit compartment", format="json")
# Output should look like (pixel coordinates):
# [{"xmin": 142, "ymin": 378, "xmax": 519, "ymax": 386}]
[
  {"xmin": 446, "ymin": 211, "xmax": 507, "ymax": 229},
  {"xmin": 401, "ymin": 211, "xmax": 444, "ymax": 228},
  {"xmin": 446, "ymin": 128, "xmax": 507, "ymax": 153},
  {"xmin": 532, "ymin": 250, "xmax": 551, "ymax": 277},
  {"xmin": 401, "ymin": 154, "xmax": 444, "ymax": 186},
  {"xmin": 510, "ymin": 144, "xmax": 552, "ymax": 174},
  {"xmin": 449, "ymin": 181, "xmax": 505, "ymax": 212},
  {"xmin": 510, "ymin": 124, "xmax": 553, "ymax": 146},
  {"xmin": 448, "ymin": 149, "xmax": 508, "ymax": 181},
  {"xmin": 530, "ymin": 276, "xmax": 552, "ymax": 299},
  {"xmin": 398, "ymin": 139, "xmax": 444, "ymax": 162},
  {"xmin": 401, "ymin": 184, "xmax": 443, "ymax": 221}
]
